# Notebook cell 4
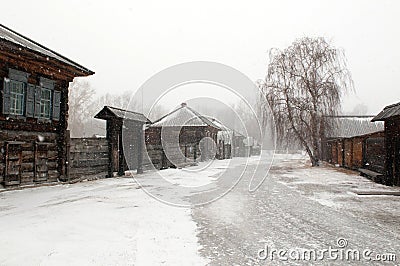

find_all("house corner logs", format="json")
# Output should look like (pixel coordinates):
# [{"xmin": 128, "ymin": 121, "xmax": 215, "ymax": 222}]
[{"xmin": 57, "ymin": 80, "xmax": 70, "ymax": 181}]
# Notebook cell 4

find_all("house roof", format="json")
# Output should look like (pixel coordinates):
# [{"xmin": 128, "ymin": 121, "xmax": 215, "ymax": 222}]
[
  {"xmin": 325, "ymin": 116, "xmax": 384, "ymax": 139},
  {"xmin": 94, "ymin": 106, "xmax": 150, "ymax": 123},
  {"xmin": 150, "ymin": 103, "xmax": 219, "ymax": 129},
  {"xmin": 372, "ymin": 102, "xmax": 400, "ymax": 121},
  {"xmin": 0, "ymin": 24, "xmax": 94, "ymax": 75},
  {"xmin": 204, "ymin": 116, "xmax": 246, "ymax": 137}
]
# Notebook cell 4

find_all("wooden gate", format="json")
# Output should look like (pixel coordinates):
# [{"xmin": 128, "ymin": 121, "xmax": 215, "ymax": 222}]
[
  {"xmin": 4, "ymin": 141, "xmax": 23, "ymax": 186},
  {"xmin": 35, "ymin": 142, "xmax": 50, "ymax": 182}
]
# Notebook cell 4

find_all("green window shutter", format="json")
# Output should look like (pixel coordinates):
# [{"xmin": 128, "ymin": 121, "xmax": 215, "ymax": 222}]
[
  {"xmin": 39, "ymin": 77, "xmax": 55, "ymax": 90},
  {"xmin": 25, "ymin": 84, "xmax": 35, "ymax": 117},
  {"xmin": 52, "ymin": 90, "xmax": 61, "ymax": 121},
  {"xmin": 9, "ymin": 68, "xmax": 29, "ymax": 83},
  {"xmin": 2, "ymin": 78, "xmax": 11, "ymax": 114},
  {"xmin": 34, "ymin": 86, "xmax": 41, "ymax": 118}
]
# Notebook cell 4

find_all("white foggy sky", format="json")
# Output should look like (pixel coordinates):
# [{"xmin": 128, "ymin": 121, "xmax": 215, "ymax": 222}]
[{"xmin": 2, "ymin": 0, "xmax": 400, "ymax": 114}]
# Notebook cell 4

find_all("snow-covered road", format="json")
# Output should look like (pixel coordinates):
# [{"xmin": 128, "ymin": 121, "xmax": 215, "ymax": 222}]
[
  {"xmin": 0, "ymin": 153, "xmax": 399, "ymax": 265},
  {"xmin": 192, "ymin": 154, "xmax": 400, "ymax": 265}
]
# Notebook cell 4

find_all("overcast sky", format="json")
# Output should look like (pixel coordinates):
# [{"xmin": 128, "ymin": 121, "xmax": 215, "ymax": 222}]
[{"xmin": 2, "ymin": 0, "xmax": 400, "ymax": 114}]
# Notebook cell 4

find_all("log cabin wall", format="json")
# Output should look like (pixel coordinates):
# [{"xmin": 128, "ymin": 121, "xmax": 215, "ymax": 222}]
[
  {"xmin": 337, "ymin": 140, "xmax": 344, "ymax": 167},
  {"xmin": 384, "ymin": 118, "xmax": 400, "ymax": 186},
  {"xmin": 326, "ymin": 132, "xmax": 385, "ymax": 174},
  {"xmin": 344, "ymin": 139, "xmax": 353, "ymax": 168},
  {"xmin": 331, "ymin": 142, "xmax": 338, "ymax": 164},
  {"xmin": 0, "ymin": 65, "xmax": 68, "ymax": 186},
  {"xmin": 364, "ymin": 133, "xmax": 385, "ymax": 174},
  {"xmin": 351, "ymin": 137, "xmax": 363, "ymax": 168},
  {"xmin": 144, "ymin": 125, "xmax": 219, "ymax": 169}
]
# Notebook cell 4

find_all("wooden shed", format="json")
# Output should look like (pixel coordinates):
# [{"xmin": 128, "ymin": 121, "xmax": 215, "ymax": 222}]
[
  {"xmin": 372, "ymin": 102, "xmax": 400, "ymax": 186},
  {"xmin": 145, "ymin": 103, "xmax": 220, "ymax": 169},
  {"xmin": 0, "ymin": 24, "xmax": 94, "ymax": 186},
  {"xmin": 94, "ymin": 106, "xmax": 150, "ymax": 176},
  {"xmin": 324, "ymin": 116, "xmax": 384, "ymax": 173}
]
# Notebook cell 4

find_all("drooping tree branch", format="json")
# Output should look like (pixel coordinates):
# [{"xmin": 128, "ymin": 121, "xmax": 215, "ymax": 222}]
[{"xmin": 259, "ymin": 37, "xmax": 353, "ymax": 166}]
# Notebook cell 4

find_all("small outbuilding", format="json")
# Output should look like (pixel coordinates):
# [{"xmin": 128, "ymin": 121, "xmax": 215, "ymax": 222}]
[
  {"xmin": 94, "ymin": 106, "xmax": 150, "ymax": 176},
  {"xmin": 372, "ymin": 102, "xmax": 400, "ymax": 186},
  {"xmin": 323, "ymin": 116, "xmax": 384, "ymax": 175}
]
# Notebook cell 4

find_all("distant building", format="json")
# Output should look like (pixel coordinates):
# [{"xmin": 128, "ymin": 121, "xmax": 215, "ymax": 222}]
[
  {"xmin": 323, "ymin": 116, "xmax": 384, "ymax": 175},
  {"xmin": 0, "ymin": 24, "xmax": 94, "ymax": 186},
  {"xmin": 145, "ymin": 103, "xmax": 220, "ymax": 168}
]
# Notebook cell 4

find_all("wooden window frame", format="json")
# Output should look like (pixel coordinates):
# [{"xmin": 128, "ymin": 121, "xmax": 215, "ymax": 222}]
[
  {"xmin": 39, "ymin": 87, "xmax": 52, "ymax": 120},
  {"xmin": 9, "ymin": 79, "xmax": 26, "ymax": 116}
]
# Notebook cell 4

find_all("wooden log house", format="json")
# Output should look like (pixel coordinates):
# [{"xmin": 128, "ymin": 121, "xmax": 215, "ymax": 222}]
[
  {"xmin": 145, "ymin": 103, "xmax": 220, "ymax": 169},
  {"xmin": 372, "ymin": 102, "xmax": 400, "ymax": 186},
  {"xmin": 0, "ymin": 24, "xmax": 94, "ymax": 186}
]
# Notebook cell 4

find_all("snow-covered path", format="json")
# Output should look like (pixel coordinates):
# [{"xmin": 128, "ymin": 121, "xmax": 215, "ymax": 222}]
[
  {"xmin": 0, "ymin": 178, "xmax": 207, "ymax": 266},
  {"xmin": 192, "ymin": 154, "xmax": 400, "ymax": 265},
  {"xmin": 0, "ymin": 154, "xmax": 399, "ymax": 265}
]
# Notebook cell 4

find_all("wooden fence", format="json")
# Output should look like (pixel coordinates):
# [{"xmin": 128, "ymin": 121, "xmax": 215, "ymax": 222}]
[{"xmin": 68, "ymin": 137, "xmax": 108, "ymax": 180}]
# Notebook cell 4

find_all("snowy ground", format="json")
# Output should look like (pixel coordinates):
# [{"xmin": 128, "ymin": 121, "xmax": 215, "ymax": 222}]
[
  {"xmin": 0, "ymin": 153, "xmax": 399, "ymax": 265},
  {"xmin": 192, "ymin": 153, "xmax": 400, "ymax": 265},
  {"xmin": 0, "ymin": 178, "xmax": 208, "ymax": 266}
]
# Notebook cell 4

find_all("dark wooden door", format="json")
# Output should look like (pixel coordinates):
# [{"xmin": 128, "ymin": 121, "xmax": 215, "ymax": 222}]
[
  {"xmin": 394, "ymin": 136, "xmax": 400, "ymax": 186},
  {"xmin": 35, "ymin": 143, "xmax": 49, "ymax": 182},
  {"xmin": 5, "ymin": 142, "xmax": 23, "ymax": 185}
]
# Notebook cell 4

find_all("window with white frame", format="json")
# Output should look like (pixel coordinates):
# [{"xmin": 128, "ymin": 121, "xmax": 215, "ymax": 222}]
[
  {"xmin": 39, "ymin": 88, "xmax": 52, "ymax": 119},
  {"xmin": 9, "ymin": 80, "xmax": 25, "ymax": 115}
]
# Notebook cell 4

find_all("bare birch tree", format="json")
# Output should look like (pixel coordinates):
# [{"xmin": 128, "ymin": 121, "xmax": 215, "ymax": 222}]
[
  {"xmin": 68, "ymin": 79, "xmax": 95, "ymax": 137},
  {"xmin": 259, "ymin": 37, "xmax": 353, "ymax": 166}
]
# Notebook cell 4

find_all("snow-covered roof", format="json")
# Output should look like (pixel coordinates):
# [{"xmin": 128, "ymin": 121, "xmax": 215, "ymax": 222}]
[
  {"xmin": 0, "ymin": 24, "xmax": 94, "ymax": 75},
  {"xmin": 326, "ymin": 116, "xmax": 384, "ymax": 139},
  {"xmin": 95, "ymin": 106, "xmax": 150, "ymax": 123},
  {"xmin": 372, "ymin": 101, "xmax": 400, "ymax": 121},
  {"xmin": 150, "ymin": 103, "xmax": 219, "ymax": 128},
  {"xmin": 202, "ymin": 115, "xmax": 246, "ymax": 137}
]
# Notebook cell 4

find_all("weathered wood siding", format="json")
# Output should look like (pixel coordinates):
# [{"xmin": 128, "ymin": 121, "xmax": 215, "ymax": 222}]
[
  {"xmin": 0, "ymin": 130, "xmax": 59, "ymax": 185},
  {"xmin": 0, "ymin": 28, "xmax": 93, "ymax": 187},
  {"xmin": 352, "ymin": 137, "xmax": 363, "ymax": 168},
  {"xmin": 69, "ymin": 138, "xmax": 108, "ymax": 178},
  {"xmin": 344, "ymin": 139, "xmax": 353, "ymax": 168},
  {"xmin": 384, "ymin": 118, "xmax": 400, "ymax": 186},
  {"xmin": 145, "ymin": 125, "xmax": 218, "ymax": 169},
  {"xmin": 143, "ymin": 143, "xmax": 200, "ymax": 170},
  {"xmin": 364, "ymin": 136, "xmax": 385, "ymax": 174},
  {"xmin": 337, "ymin": 141, "xmax": 344, "ymax": 166},
  {"xmin": 331, "ymin": 142, "xmax": 338, "ymax": 164},
  {"xmin": 326, "ymin": 132, "xmax": 385, "ymax": 178}
]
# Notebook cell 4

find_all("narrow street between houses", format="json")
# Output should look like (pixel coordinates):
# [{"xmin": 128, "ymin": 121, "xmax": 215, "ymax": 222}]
[{"xmin": 0, "ymin": 153, "xmax": 399, "ymax": 265}]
